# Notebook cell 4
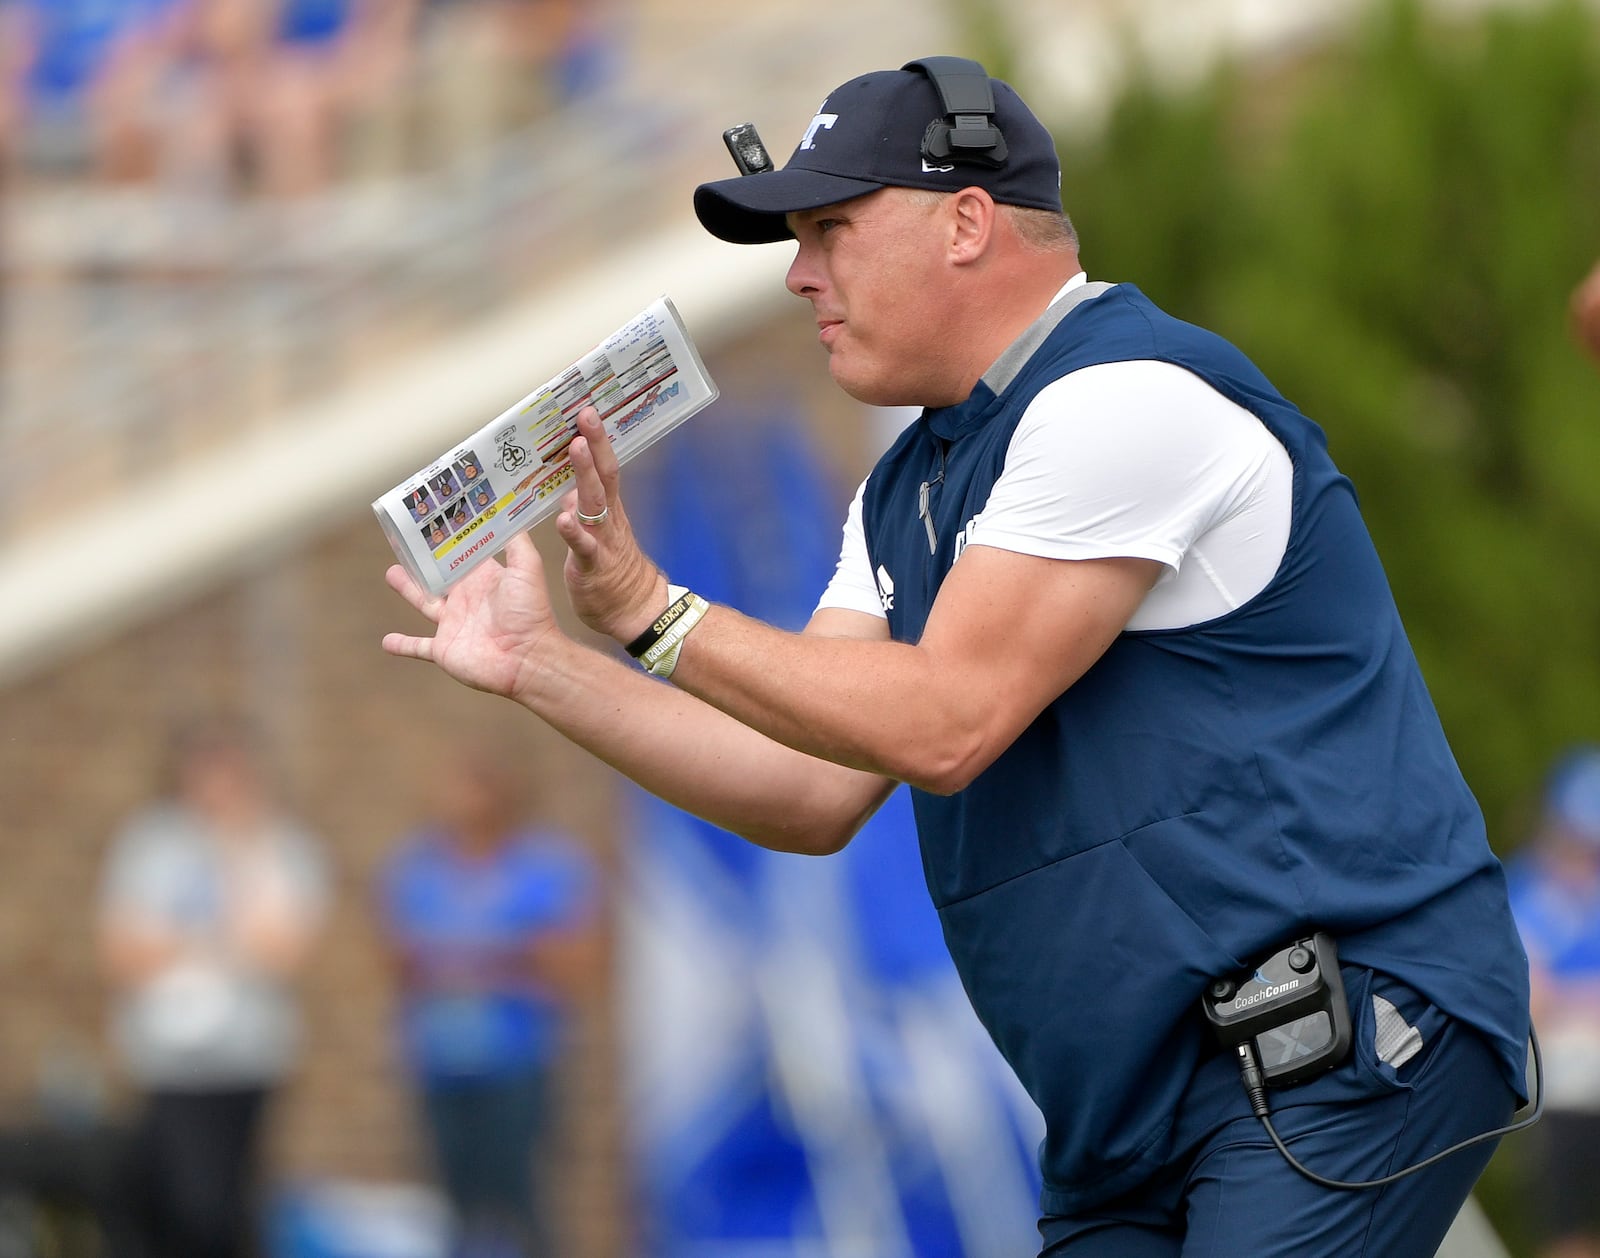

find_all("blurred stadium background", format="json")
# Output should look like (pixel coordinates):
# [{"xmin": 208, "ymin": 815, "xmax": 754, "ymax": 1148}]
[{"xmin": 0, "ymin": 0, "xmax": 1596, "ymax": 1255}]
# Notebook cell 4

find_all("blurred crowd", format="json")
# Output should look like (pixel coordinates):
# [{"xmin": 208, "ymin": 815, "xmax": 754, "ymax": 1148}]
[
  {"xmin": 0, "ymin": 0, "xmax": 633, "ymax": 551},
  {"xmin": 0, "ymin": 718, "xmax": 603, "ymax": 1258},
  {"xmin": 0, "ymin": 0, "xmax": 608, "ymax": 201}
]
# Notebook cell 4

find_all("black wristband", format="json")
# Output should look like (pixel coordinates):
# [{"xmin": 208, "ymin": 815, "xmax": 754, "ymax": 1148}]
[{"xmin": 625, "ymin": 586, "xmax": 693, "ymax": 659}]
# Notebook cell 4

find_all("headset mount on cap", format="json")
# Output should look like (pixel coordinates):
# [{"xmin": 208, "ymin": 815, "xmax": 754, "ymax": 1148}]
[{"xmin": 902, "ymin": 56, "xmax": 1009, "ymax": 168}]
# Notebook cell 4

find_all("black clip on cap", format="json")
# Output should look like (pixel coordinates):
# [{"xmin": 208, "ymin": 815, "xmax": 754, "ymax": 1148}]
[
  {"xmin": 722, "ymin": 123, "xmax": 773, "ymax": 177},
  {"xmin": 904, "ymin": 56, "xmax": 1008, "ymax": 168}
]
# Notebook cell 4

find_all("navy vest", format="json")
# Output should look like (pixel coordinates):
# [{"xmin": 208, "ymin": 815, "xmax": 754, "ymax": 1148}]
[{"xmin": 861, "ymin": 284, "xmax": 1530, "ymax": 1214}]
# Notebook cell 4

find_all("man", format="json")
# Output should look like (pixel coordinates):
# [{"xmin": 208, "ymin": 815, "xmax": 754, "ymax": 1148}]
[
  {"xmin": 384, "ymin": 58, "xmax": 1531, "ymax": 1257},
  {"xmin": 380, "ymin": 747, "xmax": 599, "ymax": 1258},
  {"xmin": 100, "ymin": 718, "xmax": 327, "ymax": 1258}
]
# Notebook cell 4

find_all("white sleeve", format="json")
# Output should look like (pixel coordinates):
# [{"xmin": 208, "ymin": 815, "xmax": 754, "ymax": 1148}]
[
  {"xmin": 814, "ymin": 478, "xmax": 887, "ymax": 620},
  {"xmin": 964, "ymin": 359, "xmax": 1291, "ymax": 629}
]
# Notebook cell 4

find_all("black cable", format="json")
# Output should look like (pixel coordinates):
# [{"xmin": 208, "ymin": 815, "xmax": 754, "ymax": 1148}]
[{"xmin": 1234, "ymin": 1023, "xmax": 1544, "ymax": 1192}]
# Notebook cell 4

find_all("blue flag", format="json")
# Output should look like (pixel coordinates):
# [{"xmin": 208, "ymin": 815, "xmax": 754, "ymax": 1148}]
[{"xmin": 621, "ymin": 407, "xmax": 1043, "ymax": 1258}]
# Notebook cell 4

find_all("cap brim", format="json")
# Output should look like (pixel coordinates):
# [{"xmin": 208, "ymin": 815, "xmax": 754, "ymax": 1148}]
[{"xmin": 693, "ymin": 168, "xmax": 889, "ymax": 244}]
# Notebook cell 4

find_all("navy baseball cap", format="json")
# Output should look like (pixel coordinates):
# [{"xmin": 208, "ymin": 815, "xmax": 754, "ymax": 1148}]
[{"xmin": 694, "ymin": 58, "xmax": 1063, "ymax": 245}]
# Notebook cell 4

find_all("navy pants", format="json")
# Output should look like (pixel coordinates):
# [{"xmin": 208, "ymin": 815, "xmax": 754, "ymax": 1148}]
[
  {"xmin": 422, "ymin": 1067, "xmax": 554, "ymax": 1258},
  {"xmin": 1039, "ymin": 974, "xmax": 1518, "ymax": 1258},
  {"xmin": 130, "ymin": 1087, "xmax": 270, "ymax": 1258}
]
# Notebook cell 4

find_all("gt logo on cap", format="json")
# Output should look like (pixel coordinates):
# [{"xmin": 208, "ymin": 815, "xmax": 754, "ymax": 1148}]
[{"xmin": 799, "ymin": 112, "xmax": 838, "ymax": 150}]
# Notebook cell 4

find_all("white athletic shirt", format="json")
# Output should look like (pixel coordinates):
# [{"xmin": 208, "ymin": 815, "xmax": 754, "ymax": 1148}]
[{"xmin": 816, "ymin": 277, "xmax": 1294, "ymax": 632}]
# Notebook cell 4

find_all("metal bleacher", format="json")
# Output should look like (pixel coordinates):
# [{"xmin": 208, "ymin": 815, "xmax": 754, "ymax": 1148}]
[{"xmin": 0, "ymin": 0, "xmax": 951, "ymax": 681}]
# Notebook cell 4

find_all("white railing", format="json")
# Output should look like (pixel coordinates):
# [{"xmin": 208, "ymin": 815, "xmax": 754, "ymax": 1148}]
[{"xmin": 0, "ymin": 0, "xmax": 951, "ymax": 533}]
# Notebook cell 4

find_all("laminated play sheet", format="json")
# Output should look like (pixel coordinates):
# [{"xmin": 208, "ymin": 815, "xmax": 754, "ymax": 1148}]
[{"xmin": 373, "ymin": 297, "xmax": 718, "ymax": 595}]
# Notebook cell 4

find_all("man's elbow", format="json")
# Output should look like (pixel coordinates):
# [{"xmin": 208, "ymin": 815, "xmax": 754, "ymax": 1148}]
[
  {"xmin": 759, "ymin": 824, "xmax": 856, "ymax": 858},
  {"xmin": 799, "ymin": 827, "xmax": 856, "ymax": 857},
  {"xmin": 895, "ymin": 731, "xmax": 992, "ymax": 797},
  {"xmin": 909, "ymin": 761, "xmax": 981, "ymax": 797},
  {"xmin": 742, "ymin": 813, "xmax": 859, "ymax": 858}
]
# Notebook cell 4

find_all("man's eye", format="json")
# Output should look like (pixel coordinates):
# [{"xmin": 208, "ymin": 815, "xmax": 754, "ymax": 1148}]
[{"xmin": 815, "ymin": 218, "xmax": 841, "ymax": 234}]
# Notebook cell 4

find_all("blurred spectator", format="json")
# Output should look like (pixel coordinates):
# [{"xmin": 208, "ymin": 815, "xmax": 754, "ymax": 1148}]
[
  {"xmin": 2, "ymin": 0, "xmax": 190, "ymax": 183},
  {"xmin": 178, "ymin": 0, "xmax": 417, "ymax": 200},
  {"xmin": 407, "ymin": 0, "xmax": 608, "ymax": 165},
  {"xmin": 244, "ymin": 0, "xmax": 417, "ymax": 198},
  {"xmin": 1506, "ymin": 746, "xmax": 1600, "ymax": 1258},
  {"xmin": 98, "ymin": 717, "xmax": 329, "ymax": 1258},
  {"xmin": 1574, "ymin": 259, "xmax": 1600, "ymax": 365},
  {"xmin": 379, "ymin": 747, "xmax": 599, "ymax": 1258},
  {"xmin": 0, "ymin": 0, "xmax": 612, "ymax": 196},
  {"xmin": 489, "ymin": 0, "xmax": 607, "ymax": 104}
]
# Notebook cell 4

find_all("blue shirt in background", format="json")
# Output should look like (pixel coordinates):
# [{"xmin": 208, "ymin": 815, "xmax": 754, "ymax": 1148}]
[
  {"xmin": 1508, "ymin": 853, "xmax": 1600, "ymax": 983},
  {"xmin": 276, "ymin": 0, "xmax": 351, "ymax": 46},
  {"xmin": 21, "ymin": 0, "xmax": 180, "ymax": 102},
  {"xmin": 381, "ymin": 828, "xmax": 595, "ymax": 1084}
]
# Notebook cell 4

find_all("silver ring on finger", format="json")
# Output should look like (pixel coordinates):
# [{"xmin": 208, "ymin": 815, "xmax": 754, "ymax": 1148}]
[{"xmin": 576, "ymin": 504, "xmax": 610, "ymax": 527}]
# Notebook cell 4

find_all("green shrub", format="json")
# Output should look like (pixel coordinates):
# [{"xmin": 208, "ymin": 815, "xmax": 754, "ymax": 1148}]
[{"xmin": 1056, "ymin": 0, "xmax": 1600, "ymax": 850}]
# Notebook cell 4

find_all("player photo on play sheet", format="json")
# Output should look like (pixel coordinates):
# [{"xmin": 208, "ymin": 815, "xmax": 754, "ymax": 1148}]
[{"xmin": 372, "ymin": 297, "xmax": 719, "ymax": 596}]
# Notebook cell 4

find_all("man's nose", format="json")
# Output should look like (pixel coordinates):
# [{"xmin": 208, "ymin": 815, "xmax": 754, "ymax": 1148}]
[{"xmin": 786, "ymin": 244, "xmax": 820, "ymax": 298}]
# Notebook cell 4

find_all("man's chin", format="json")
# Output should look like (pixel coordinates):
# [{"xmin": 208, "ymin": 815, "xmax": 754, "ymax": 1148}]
[{"xmin": 829, "ymin": 357, "xmax": 912, "ymax": 408}]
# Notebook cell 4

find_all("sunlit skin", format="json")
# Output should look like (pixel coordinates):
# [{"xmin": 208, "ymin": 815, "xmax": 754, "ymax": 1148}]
[
  {"xmin": 785, "ymin": 192, "xmax": 956, "ymax": 406},
  {"xmin": 784, "ymin": 187, "xmax": 1081, "ymax": 408}
]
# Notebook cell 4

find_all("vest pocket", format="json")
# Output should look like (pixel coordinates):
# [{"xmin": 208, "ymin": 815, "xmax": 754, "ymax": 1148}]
[
  {"xmin": 933, "ymin": 835, "xmax": 1248, "ymax": 1198},
  {"xmin": 1348, "ymin": 969, "xmax": 1450, "ymax": 1096},
  {"xmin": 1116, "ymin": 807, "xmax": 1307, "ymax": 971}
]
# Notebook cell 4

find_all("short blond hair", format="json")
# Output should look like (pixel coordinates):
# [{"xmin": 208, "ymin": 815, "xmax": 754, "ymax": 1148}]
[
  {"xmin": 1004, "ymin": 204, "xmax": 1078, "ymax": 252},
  {"xmin": 899, "ymin": 188, "xmax": 1077, "ymax": 253}
]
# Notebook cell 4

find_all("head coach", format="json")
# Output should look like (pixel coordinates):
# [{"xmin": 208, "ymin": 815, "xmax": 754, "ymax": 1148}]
[{"xmin": 384, "ymin": 57, "xmax": 1534, "ymax": 1257}]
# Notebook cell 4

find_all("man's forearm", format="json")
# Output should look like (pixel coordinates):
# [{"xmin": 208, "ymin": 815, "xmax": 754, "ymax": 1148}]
[
  {"xmin": 698, "ymin": 615, "xmax": 932, "ymax": 778},
  {"xmin": 660, "ymin": 606, "xmax": 982, "ymax": 794},
  {"xmin": 515, "ymin": 635, "xmax": 891, "ymax": 854},
  {"xmin": 637, "ymin": 552, "xmax": 1160, "ymax": 796}
]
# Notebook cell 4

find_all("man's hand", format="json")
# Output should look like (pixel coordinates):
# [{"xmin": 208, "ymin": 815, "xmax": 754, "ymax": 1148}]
[
  {"xmin": 554, "ymin": 406, "xmax": 668, "ymax": 641},
  {"xmin": 382, "ymin": 532, "xmax": 563, "ymax": 701}
]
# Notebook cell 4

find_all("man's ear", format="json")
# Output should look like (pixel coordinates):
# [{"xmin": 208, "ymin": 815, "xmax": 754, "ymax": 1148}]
[{"xmin": 947, "ymin": 187, "xmax": 998, "ymax": 264}]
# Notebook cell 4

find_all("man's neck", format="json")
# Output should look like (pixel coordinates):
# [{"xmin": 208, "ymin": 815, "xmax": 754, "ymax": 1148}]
[{"xmin": 947, "ymin": 265, "xmax": 1086, "ymax": 402}]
